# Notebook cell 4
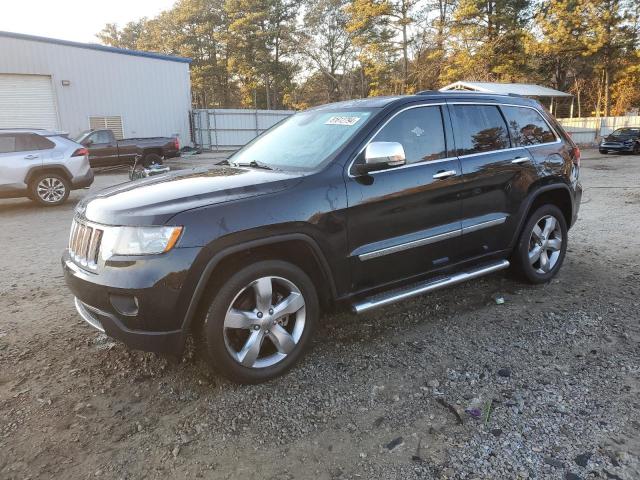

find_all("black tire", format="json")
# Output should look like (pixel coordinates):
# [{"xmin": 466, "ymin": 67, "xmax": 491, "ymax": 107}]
[
  {"xmin": 633, "ymin": 143, "xmax": 640, "ymax": 155},
  {"xmin": 198, "ymin": 260, "xmax": 319, "ymax": 384},
  {"xmin": 29, "ymin": 172, "xmax": 70, "ymax": 206},
  {"xmin": 599, "ymin": 149, "xmax": 608, "ymax": 154},
  {"xmin": 143, "ymin": 152, "xmax": 163, "ymax": 167},
  {"xmin": 512, "ymin": 204, "xmax": 568, "ymax": 284}
]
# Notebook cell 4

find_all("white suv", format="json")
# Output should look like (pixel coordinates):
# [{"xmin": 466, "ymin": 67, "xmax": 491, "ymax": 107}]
[{"xmin": 0, "ymin": 129, "xmax": 93, "ymax": 206}]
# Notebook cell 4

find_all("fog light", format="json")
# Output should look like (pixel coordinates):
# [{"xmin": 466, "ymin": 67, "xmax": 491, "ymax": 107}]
[{"xmin": 110, "ymin": 294, "xmax": 139, "ymax": 316}]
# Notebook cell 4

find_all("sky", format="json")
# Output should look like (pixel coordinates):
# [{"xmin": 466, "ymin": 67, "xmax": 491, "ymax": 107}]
[{"xmin": 0, "ymin": 0, "xmax": 177, "ymax": 43}]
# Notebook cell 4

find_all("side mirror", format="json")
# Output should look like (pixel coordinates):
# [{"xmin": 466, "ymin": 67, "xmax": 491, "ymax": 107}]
[
  {"xmin": 357, "ymin": 141, "xmax": 406, "ymax": 174},
  {"xmin": 82, "ymin": 139, "xmax": 93, "ymax": 147}
]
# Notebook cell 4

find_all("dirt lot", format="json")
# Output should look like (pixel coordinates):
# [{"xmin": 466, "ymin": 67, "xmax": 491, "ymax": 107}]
[{"xmin": 1, "ymin": 150, "xmax": 639, "ymax": 479}]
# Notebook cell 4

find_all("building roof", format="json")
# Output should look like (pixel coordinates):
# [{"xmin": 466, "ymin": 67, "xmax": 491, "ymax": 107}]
[
  {"xmin": 439, "ymin": 81, "xmax": 572, "ymax": 98},
  {"xmin": 0, "ymin": 31, "xmax": 192, "ymax": 64}
]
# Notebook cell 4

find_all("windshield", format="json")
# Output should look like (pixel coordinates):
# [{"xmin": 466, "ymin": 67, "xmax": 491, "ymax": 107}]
[
  {"xmin": 611, "ymin": 128, "xmax": 640, "ymax": 136},
  {"xmin": 230, "ymin": 110, "xmax": 374, "ymax": 171}
]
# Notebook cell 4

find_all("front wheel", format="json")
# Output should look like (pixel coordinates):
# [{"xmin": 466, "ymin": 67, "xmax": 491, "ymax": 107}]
[
  {"xmin": 198, "ymin": 260, "xmax": 319, "ymax": 384},
  {"xmin": 599, "ymin": 149, "xmax": 608, "ymax": 154},
  {"xmin": 633, "ymin": 143, "xmax": 640, "ymax": 155},
  {"xmin": 513, "ymin": 205, "xmax": 568, "ymax": 284}
]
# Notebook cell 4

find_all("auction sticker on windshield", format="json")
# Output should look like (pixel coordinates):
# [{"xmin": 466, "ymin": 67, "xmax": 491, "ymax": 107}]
[{"xmin": 325, "ymin": 116, "xmax": 361, "ymax": 126}]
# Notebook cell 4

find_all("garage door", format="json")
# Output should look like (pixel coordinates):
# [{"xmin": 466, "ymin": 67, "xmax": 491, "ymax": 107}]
[{"xmin": 0, "ymin": 74, "xmax": 58, "ymax": 129}]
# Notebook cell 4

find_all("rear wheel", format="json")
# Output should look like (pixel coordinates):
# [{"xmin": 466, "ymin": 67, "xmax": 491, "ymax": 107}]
[
  {"xmin": 29, "ymin": 173, "xmax": 70, "ymax": 206},
  {"xmin": 198, "ymin": 260, "xmax": 319, "ymax": 384},
  {"xmin": 633, "ymin": 143, "xmax": 640, "ymax": 155},
  {"xmin": 513, "ymin": 205, "xmax": 568, "ymax": 284}
]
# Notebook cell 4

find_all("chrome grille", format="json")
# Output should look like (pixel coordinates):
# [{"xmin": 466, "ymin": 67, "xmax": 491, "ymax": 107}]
[{"xmin": 69, "ymin": 219, "xmax": 103, "ymax": 269}]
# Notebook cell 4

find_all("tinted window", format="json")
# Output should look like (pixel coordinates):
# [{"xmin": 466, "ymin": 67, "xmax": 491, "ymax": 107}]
[
  {"xmin": 17, "ymin": 134, "xmax": 55, "ymax": 151},
  {"xmin": 451, "ymin": 105, "xmax": 510, "ymax": 155},
  {"xmin": 372, "ymin": 106, "xmax": 447, "ymax": 164},
  {"xmin": 0, "ymin": 135, "xmax": 16, "ymax": 154},
  {"xmin": 501, "ymin": 106, "xmax": 556, "ymax": 146}
]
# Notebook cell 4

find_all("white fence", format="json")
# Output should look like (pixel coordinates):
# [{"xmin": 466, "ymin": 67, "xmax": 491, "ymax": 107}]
[
  {"xmin": 558, "ymin": 115, "xmax": 640, "ymax": 145},
  {"xmin": 192, "ymin": 108, "xmax": 294, "ymax": 150}
]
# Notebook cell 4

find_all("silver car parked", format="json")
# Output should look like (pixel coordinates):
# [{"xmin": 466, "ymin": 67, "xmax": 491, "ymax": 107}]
[{"xmin": 0, "ymin": 129, "xmax": 93, "ymax": 206}]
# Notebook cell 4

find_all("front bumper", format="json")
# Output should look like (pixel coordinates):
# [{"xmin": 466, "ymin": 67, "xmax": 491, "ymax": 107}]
[
  {"xmin": 600, "ymin": 142, "xmax": 635, "ymax": 152},
  {"xmin": 62, "ymin": 246, "xmax": 203, "ymax": 355},
  {"xmin": 73, "ymin": 297, "xmax": 184, "ymax": 354}
]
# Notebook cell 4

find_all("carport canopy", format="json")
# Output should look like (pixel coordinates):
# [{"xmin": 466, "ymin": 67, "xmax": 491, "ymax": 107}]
[{"xmin": 439, "ymin": 81, "xmax": 572, "ymax": 98}]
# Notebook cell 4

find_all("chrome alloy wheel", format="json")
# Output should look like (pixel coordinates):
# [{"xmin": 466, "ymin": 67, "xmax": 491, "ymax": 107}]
[
  {"xmin": 37, "ymin": 177, "xmax": 66, "ymax": 203},
  {"xmin": 223, "ymin": 276, "xmax": 306, "ymax": 368},
  {"xmin": 528, "ymin": 215, "xmax": 563, "ymax": 274}
]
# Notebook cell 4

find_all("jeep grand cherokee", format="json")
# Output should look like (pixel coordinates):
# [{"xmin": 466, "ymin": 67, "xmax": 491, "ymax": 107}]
[{"xmin": 62, "ymin": 92, "xmax": 582, "ymax": 384}]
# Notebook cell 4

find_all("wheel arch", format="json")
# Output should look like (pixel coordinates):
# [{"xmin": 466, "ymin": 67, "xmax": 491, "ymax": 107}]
[
  {"xmin": 181, "ymin": 233, "xmax": 337, "ymax": 333},
  {"xmin": 25, "ymin": 165, "xmax": 73, "ymax": 185},
  {"xmin": 510, "ymin": 183, "xmax": 574, "ymax": 248},
  {"xmin": 142, "ymin": 148, "xmax": 163, "ymax": 159}
]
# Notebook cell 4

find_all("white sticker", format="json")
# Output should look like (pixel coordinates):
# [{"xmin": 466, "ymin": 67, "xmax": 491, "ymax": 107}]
[{"xmin": 325, "ymin": 116, "xmax": 361, "ymax": 126}]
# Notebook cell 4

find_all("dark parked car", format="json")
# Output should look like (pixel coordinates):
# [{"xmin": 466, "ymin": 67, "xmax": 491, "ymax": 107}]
[
  {"xmin": 599, "ymin": 127, "xmax": 640, "ymax": 154},
  {"xmin": 74, "ymin": 129, "xmax": 180, "ymax": 168},
  {"xmin": 63, "ymin": 92, "xmax": 582, "ymax": 383}
]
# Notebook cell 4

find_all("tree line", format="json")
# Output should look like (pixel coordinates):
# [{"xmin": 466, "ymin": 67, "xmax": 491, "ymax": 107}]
[{"xmin": 98, "ymin": 0, "xmax": 640, "ymax": 117}]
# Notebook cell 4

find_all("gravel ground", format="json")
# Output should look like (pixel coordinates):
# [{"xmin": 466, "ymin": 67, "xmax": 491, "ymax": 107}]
[{"xmin": 0, "ymin": 149, "xmax": 639, "ymax": 479}]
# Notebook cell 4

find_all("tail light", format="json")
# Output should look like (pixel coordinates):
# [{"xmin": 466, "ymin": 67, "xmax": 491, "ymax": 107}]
[
  {"xmin": 173, "ymin": 137, "xmax": 180, "ymax": 150},
  {"xmin": 72, "ymin": 148, "xmax": 88, "ymax": 157},
  {"xmin": 571, "ymin": 145, "xmax": 581, "ymax": 166}
]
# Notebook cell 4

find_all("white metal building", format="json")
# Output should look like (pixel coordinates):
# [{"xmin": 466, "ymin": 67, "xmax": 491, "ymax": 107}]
[{"xmin": 0, "ymin": 31, "xmax": 192, "ymax": 144}]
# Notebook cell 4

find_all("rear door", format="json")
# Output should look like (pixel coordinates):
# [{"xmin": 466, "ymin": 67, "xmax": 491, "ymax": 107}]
[
  {"xmin": 448, "ymin": 103, "xmax": 535, "ymax": 259},
  {"xmin": 345, "ymin": 104, "xmax": 465, "ymax": 292}
]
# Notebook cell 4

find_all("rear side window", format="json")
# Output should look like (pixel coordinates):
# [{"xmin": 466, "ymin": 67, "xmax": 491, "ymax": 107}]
[
  {"xmin": 372, "ymin": 106, "xmax": 447, "ymax": 164},
  {"xmin": 450, "ymin": 105, "xmax": 510, "ymax": 155},
  {"xmin": 17, "ymin": 134, "xmax": 55, "ymax": 151},
  {"xmin": 0, "ymin": 135, "xmax": 16, "ymax": 153},
  {"xmin": 501, "ymin": 106, "xmax": 556, "ymax": 146}
]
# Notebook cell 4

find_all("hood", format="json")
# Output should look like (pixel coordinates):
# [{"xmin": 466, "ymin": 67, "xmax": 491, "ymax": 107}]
[
  {"xmin": 76, "ymin": 166, "xmax": 302, "ymax": 225},
  {"xmin": 605, "ymin": 133, "xmax": 638, "ymax": 142}
]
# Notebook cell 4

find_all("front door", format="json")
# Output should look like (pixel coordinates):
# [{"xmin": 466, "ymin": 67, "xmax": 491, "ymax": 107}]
[
  {"xmin": 87, "ymin": 130, "xmax": 118, "ymax": 167},
  {"xmin": 0, "ymin": 133, "xmax": 49, "ymax": 191},
  {"xmin": 448, "ymin": 103, "xmax": 538, "ymax": 259},
  {"xmin": 345, "ymin": 104, "xmax": 465, "ymax": 293}
]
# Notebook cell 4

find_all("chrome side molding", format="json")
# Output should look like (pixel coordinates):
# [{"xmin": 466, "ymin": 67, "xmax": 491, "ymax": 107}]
[{"xmin": 351, "ymin": 259, "xmax": 510, "ymax": 314}]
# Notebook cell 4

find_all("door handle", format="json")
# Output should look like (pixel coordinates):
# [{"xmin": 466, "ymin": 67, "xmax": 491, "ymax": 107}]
[
  {"xmin": 24, "ymin": 154, "xmax": 39, "ymax": 160},
  {"xmin": 511, "ymin": 157, "xmax": 530, "ymax": 164},
  {"xmin": 433, "ymin": 170, "xmax": 457, "ymax": 180}
]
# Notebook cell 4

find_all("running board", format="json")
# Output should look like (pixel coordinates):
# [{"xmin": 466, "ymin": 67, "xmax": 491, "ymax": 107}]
[{"xmin": 351, "ymin": 259, "xmax": 510, "ymax": 314}]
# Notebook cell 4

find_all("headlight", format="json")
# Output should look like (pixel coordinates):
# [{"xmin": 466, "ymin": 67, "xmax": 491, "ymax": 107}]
[{"xmin": 101, "ymin": 225, "xmax": 183, "ymax": 257}]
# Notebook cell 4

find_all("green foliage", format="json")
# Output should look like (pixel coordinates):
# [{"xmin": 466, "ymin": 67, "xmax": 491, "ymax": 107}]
[{"xmin": 97, "ymin": 0, "xmax": 640, "ymax": 114}]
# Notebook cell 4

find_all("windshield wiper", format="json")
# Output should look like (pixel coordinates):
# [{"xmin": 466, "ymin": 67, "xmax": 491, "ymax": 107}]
[{"xmin": 233, "ymin": 160, "xmax": 274, "ymax": 170}]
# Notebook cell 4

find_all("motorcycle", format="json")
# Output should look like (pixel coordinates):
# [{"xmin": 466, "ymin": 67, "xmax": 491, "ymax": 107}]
[{"xmin": 129, "ymin": 154, "xmax": 170, "ymax": 181}]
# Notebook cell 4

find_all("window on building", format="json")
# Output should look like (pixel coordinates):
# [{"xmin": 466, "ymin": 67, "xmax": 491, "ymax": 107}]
[{"xmin": 89, "ymin": 116, "xmax": 124, "ymax": 139}]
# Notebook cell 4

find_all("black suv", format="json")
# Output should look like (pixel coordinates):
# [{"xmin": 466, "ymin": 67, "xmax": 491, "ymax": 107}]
[{"xmin": 63, "ymin": 92, "xmax": 582, "ymax": 383}]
